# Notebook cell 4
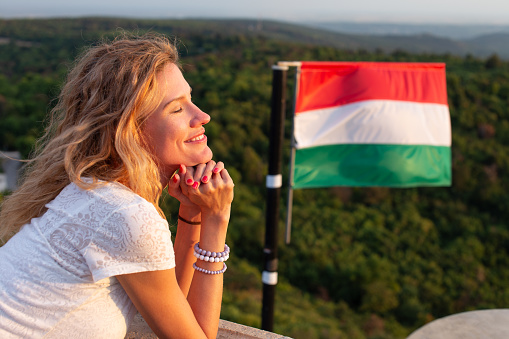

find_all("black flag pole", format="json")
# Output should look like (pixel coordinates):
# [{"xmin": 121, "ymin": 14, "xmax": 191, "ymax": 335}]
[
  {"xmin": 262, "ymin": 62, "xmax": 301, "ymax": 331},
  {"xmin": 262, "ymin": 64, "xmax": 288, "ymax": 331}
]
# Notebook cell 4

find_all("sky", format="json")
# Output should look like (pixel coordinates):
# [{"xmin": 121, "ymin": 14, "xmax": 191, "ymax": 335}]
[{"xmin": 1, "ymin": 0, "xmax": 509, "ymax": 25}]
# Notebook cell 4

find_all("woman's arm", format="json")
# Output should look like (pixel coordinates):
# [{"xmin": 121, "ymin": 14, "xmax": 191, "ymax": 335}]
[
  {"xmin": 170, "ymin": 161, "xmax": 226, "ymax": 297},
  {"xmin": 186, "ymin": 210, "xmax": 229, "ymax": 337},
  {"xmin": 117, "ymin": 268, "xmax": 209, "ymax": 339},
  {"xmin": 176, "ymin": 162, "xmax": 233, "ymax": 337},
  {"xmin": 118, "ymin": 161, "xmax": 233, "ymax": 338},
  {"xmin": 117, "ymin": 212, "xmax": 229, "ymax": 338},
  {"xmin": 173, "ymin": 204, "xmax": 200, "ymax": 297}
]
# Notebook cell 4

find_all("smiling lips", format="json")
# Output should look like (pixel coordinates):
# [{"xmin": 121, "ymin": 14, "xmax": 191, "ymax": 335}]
[{"xmin": 185, "ymin": 133, "xmax": 206, "ymax": 143}]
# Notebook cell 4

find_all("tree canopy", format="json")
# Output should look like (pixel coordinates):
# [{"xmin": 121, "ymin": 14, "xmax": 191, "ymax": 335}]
[{"xmin": 1, "ymin": 18, "xmax": 509, "ymax": 339}]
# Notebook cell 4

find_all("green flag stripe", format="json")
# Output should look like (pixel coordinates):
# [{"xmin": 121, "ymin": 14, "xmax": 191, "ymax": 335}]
[{"xmin": 293, "ymin": 144, "xmax": 451, "ymax": 189}]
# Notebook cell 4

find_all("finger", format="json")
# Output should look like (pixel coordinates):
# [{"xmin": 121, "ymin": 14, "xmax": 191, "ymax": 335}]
[
  {"xmin": 191, "ymin": 164, "xmax": 206, "ymax": 189},
  {"xmin": 184, "ymin": 166, "xmax": 195, "ymax": 187},
  {"xmin": 168, "ymin": 173, "xmax": 186, "ymax": 200},
  {"xmin": 168, "ymin": 165, "xmax": 181, "ymax": 186},
  {"xmin": 219, "ymin": 168, "xmax": 234, "ymax": 186},
  {"xmin": 168, "ymin": 172, "xmax": 181, "ymax": 192},
  {"xmin": 178, "ymin": 164, "xmax": 186, "ymax": 176},
  {"xmin": 200, "ymin": 160, "xmax": 217, "ymax": 184},
  {"xmin": 212, "ymin": 161, "xmax": 225, "ymax": 175}
]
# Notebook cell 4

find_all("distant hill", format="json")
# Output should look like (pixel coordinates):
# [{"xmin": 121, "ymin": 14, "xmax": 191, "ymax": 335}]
[
  {"xmin": 161, "ymin": 19, "xmax": 509, "ymax": 59},
  {"xmin": 304, "ymin": 21, "xmax": 509, "ymax": 40},
  {"xmin": 251, "ymin": 20, "xmax": 509, "ymax": 58},
  {"xmin": 464, "ymin": 33, "xmax": 509, "ymax": 58},
  {"xmin": 0, "ymin": 18, "xmax": 507, "ymax": 59}
]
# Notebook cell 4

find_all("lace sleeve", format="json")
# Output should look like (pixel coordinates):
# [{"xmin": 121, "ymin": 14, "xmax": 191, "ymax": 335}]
[{"xmin": 82, "ymin": 200, "xmax": 175, "ymax": 282}]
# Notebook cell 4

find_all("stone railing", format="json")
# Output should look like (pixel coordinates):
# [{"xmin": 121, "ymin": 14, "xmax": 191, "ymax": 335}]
[
  {"xmin": 407, "ymin": 309, "xmax": 509, "ymax": 339},
  {"xmin": 125, "ymin": 313, "xmax": 292, "ymax": 339},
  {"xmin": 127, "ymin": 309, "xmax": 509, "ymax": 339}
]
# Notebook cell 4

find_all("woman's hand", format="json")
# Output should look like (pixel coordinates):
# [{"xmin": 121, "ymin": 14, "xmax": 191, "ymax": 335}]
[
  {"xmin": 166, "ymin": 163, "xmax": 208, "ymax": 210},
  {"xmin": 179, "ymin": 161, "xmax": 234, "ymax": 219},
  {"xmin": 167, "ymin": 161, "xmax": 233, "ymax": 212}
]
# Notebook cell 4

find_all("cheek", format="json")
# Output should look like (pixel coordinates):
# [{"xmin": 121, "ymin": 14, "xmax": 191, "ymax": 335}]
[
  {"xmin": 151, "ymin": 121, "xmax": 174, "ymax": 142},
  {"xmin": 155, "ymin": 126, "xmax": 184, "ymax": 155},
  {"xmin": 144, "ymin": 115, "xmax": 188, "ymax": 158}
]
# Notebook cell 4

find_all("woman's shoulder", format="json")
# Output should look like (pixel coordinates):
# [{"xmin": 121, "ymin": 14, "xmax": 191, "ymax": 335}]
[
  {"xmin": 47, "ymin": 179, "xmax": 156, "ymax": 217},
  {"xmin": 86, "ymin": 180, "xmax": 145, "ymax": 205}
]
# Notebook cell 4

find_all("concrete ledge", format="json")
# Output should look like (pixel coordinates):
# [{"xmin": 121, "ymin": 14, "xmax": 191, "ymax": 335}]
[
  {"xmin": 125, "ymin": 313, "xmax": 292, "ymax": 339},
  {"xmin": 217, "ymin": 319, "xmax": 291, "ymax": 339},
  {"xmin": 407, "ymin": 309, "xmax": 509, "ymax": 339},
  {"xmin": 125, "ymin": 313, "xmax": 157, "ymax": 339}
]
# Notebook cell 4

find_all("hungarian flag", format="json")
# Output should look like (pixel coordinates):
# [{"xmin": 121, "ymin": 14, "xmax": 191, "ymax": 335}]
[{"xmin": 292, "ymin": 61, "xmax": 451, "ymax": 189}]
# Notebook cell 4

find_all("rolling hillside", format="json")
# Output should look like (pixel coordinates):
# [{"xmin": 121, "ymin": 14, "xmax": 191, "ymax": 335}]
[
  {"xmin": 0, "ymin": 18, "xmax": 507, "ymax": 58},
  {"xmin": 1, "ymin": 17, "xmax": 509, "ymax": 339}
]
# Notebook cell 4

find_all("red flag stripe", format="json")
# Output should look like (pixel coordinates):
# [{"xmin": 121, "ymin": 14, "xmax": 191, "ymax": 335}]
[{"xmin": 296, "ymin": 62, "xmax": 448, "ymax": 114}]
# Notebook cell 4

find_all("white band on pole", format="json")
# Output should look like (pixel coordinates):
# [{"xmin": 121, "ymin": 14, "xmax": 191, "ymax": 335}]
[
  {"xmin": 262, "ymin": 271, "xmax": 278, "ymax": 285},
  {"xmin": 276, "ymin": 61, "xmax": 302, "ymax": 68},
  {"xmin": 266, "ymin": 174, "xmax": 282, "ymax": 188},
  {"xmin": 272, "ymin": 65, "xmax": 289, "ymax": 71}
]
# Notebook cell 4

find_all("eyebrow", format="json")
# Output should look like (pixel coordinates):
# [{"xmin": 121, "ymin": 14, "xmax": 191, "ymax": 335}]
[{"xmin": 162, "ymin": 88, "xmax": 192, "ymax": 110}]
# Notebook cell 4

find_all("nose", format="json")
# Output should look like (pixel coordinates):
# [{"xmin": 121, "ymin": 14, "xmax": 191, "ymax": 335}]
[{"xmin": 191, "ymin": 104, "xmax": 210, "ymax": 127}]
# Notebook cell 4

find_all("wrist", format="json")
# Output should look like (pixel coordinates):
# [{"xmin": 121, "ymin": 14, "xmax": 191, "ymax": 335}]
[
  {"xmin": 198, "ymin": 235, "xmax": 227, "ymax": 253},
  {"xmin": 201, "ymin": 207, "xmax": 231, "ymax": 224},
  {"xmin": 199, "ymin": 213, "xmax": 230, "ymax": 252},
  {"xmin": 178, "ymin": 204, "xmax": 201, "ymax": 222}
]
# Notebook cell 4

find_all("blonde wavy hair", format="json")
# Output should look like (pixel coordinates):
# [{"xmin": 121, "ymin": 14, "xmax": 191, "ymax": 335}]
[{"xmin": 0, "ymin": 33, "xmax": 179, "ymax": 243}]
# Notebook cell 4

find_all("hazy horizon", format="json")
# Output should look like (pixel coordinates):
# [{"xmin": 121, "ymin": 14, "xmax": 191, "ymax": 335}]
[{"xmin": 2, "ymin": 0, "xmax": 509, "ymax": 25}]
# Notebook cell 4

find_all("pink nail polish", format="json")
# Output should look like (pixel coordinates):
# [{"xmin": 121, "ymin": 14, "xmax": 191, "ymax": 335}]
[
  {"xmin": 213, "ymin": 168, "xmax": 220, "ymax": 173},
  {"xmin": 172, "ymin": 175, "xmax": 178, "ymax": 183},
  {"xmin": 202, "ymin": 176, "xmax": 208, "ymax": 183},
  {"xmin": 186, "ymin": 178, "xmax": 193, "ymax": 184},
  {"xmin": 179, "ymin": 164, "xmax": 184, "ymax": 173},
  {"xmin": 192, "ymin": 182, "xmax": 199, "ymax": 189}
]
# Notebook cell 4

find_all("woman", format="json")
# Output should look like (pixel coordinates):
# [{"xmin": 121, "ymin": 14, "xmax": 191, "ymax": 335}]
[{"xmin": 0, "ymin": 33, "xmax": 234, "ymax": 338}]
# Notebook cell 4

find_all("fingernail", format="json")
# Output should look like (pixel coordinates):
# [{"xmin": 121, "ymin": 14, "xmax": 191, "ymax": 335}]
[
  {"xmin": 186, "ymin": 179, "xmax": 193, "ymax": 184},
  {"xmin": 213, "ymin": 168, "xmax": 220, "ymax": 173},
  {"xmin": 179, "ymin": 164, "xmax": 184, "ymax": 173},
  {"xmin": 202, "ymin": 176, "xmax": 208, "ymax": 183},
  {"xmin": 172, "ymin": 175, "xmax": 178, "ymax": 183},
  {"xmin": 192, "ymin": 182, "xmax": 199, "ymax": 189}
]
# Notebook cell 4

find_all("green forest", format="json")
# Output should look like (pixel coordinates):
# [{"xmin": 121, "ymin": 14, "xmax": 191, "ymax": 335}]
[{"xmin": 1, "ymin": 18, "xmax": 509, "ymax": 339}]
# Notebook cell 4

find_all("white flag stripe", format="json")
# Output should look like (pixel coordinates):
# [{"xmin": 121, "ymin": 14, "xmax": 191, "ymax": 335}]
[{"xmin": 294, "ymin": 100, "xmax": 451, "ymax": 149}]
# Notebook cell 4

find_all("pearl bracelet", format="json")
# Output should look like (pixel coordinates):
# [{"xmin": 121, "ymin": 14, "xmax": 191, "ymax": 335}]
[
  {"xmin": 194, "ymin": 250, "xmax": 230, "ymax": 262},
  {"xmin": 193, "ymin": 262, "xmax": 227, "ymax": 275},
  {"xmin": 194, "ymin": 242, "xmax": 230, "ymax": 263}
]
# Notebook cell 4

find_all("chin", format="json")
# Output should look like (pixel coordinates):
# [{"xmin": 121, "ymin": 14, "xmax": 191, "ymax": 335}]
[{"xmin": 188, "ymin": 148, "xmax": 213, "ymax": 166}]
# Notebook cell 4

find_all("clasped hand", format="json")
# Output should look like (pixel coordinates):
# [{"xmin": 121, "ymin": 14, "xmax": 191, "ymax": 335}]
[{"xmin": 167, "ymin": 161, "xmax": 234, "ymax": 218}]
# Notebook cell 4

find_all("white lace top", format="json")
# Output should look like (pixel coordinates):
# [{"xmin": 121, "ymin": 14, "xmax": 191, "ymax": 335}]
[{"xmin": 0, "ymin": 181, "xmax": 175, "ymax": 338}]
